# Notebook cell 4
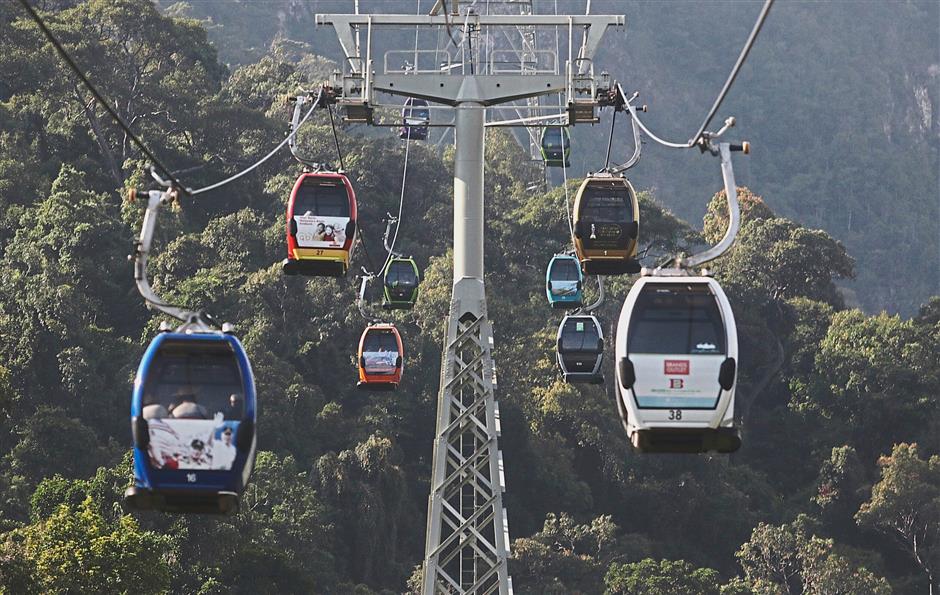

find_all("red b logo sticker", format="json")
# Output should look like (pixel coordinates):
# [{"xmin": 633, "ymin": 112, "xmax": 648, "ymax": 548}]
[
  {"xmin": 670, "ymin": 379, "xmax": 684, "ymax": 389},
  {"xmin": 664, "ymin": 360, "xmax": 690, "ymax": 375}
]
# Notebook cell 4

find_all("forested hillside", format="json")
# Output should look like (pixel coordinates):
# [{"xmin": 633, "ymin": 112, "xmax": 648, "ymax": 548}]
[
  {"xmin": 1, "ymin": 1, "xmax": 939, "ymax": 593},
  {"xmin": 166, "ymin": 0, "xmax": 940, "ymax": 316}
]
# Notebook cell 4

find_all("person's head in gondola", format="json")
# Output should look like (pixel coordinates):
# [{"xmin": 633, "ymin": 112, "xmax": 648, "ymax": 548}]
[
  {"xmin": 142, "ymin": 393, "xmax": 169, "ymax": 419},
  {"xmin": 227, "ymin": 393, "xmax": 242, "ymax": 416},
  {"xmin": 169, "ymin": 388, "xmax": 208, "ymax": 419}
]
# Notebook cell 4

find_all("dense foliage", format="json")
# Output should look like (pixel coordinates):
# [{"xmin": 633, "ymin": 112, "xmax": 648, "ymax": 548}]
[{"xmin": 0, "ymin": 1, "xmax": 937, "ymax": 593}]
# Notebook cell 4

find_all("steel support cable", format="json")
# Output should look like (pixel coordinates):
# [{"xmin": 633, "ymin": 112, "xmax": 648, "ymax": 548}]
[
  {"xmin": 560, "ymin": 127, "xmax": 574, "ymax": 243},
  {"xmin": 19, "ymin": 0, "xmax": 325, "ymax": 199},
  {"xmin": 690, "ymin": 0, "xmax": 775, "ymax": 145},
  {"xmin": 356, "ymin": 216, "xmax": 383, "ymax": 278},
  {"xmin": 191, "ymin": 89, "xmax": 323, "ymax": 196},
  {"xmin": 379, "ymin": 131, "xmax": 413, "ymax": 276},
  {"xmin": 327, "ymin": 105, "xmax": 347, "ymax": 171},
  {"xmin": 620, "ymin": 0, "xmax": 774, "ymax": 150},
  {"xmin": 413, "ymin": 0, "xmax": 421, "ymax": 69},
  {"xmin": 15, "ymin": 0, "xmax": 185, "ymax": 190},
  {"xmin": 603, "ymin": 108, "xmax": 616, "ymax": 170}
]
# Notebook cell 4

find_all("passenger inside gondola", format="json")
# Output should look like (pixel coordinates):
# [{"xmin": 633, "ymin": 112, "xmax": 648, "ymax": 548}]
[
  {"xmin": 362, "ymin": 331, "xmax": 400, "ymax": 375},
  {"xmin": 627, "ymin": 286, "xmax": 726, "ymax": 355},
  {"xmin": 169, "ymin": 390, "xmax": 209, "ymax": 419},
  {"xmin": 143, "ymin": 345, "xmax": 246, "ymax": 421}
]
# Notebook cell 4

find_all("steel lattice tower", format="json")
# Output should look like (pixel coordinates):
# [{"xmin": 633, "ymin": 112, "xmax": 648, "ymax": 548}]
[{"xmin": 315, "ymin": 8, "xmax": 622, "ymax": 593}]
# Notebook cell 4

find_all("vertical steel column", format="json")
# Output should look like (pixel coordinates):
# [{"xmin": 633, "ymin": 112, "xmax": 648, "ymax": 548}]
[{"xmin": 423, "ymin": 102, "xmax": 512, "ymax": 594}]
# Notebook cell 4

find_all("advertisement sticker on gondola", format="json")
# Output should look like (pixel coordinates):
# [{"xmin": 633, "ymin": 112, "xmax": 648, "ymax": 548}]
[
  {"xmin": 630, "ymin": 354, "xmax": 724, "ymax": 409},
  {"xmin": 148, "ymin": 418, "xmax": 239, "ymax": 471},
  {"xmin": 294, "ymin": 215, "xmax": 349, "ymax": 248},
  {"xmin": 363, "ymin": 350, "xmax": 397, "ymax": 375}
]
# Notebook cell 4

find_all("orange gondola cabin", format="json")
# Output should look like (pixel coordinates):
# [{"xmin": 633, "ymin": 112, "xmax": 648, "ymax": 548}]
[
  {"xmin": 357, "ymin": 324, "xmax": 404, "ymax": 390},
  {"xmin": 282, "ymin": 172, "xmax": 357, "ymax": 277}
]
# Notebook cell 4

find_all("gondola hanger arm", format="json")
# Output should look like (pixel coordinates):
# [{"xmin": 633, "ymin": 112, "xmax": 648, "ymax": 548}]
[
  {"xmin": 357, "ymin": 269, "xmax": 379, "ymax": 322},
  {"xmin": 579, "ymin": 275, "xmax": 605, "ymax": 313},
  {"xmin": 383, "ymin": 213, "xmax": 404, "ymax": 258},
  {"xmin": 605, "ymin": 103, "xmax": 644, "ymax": 174},
  {"xmin": 681, "ymin": 136, "xmax": 750, "ymax": 269},
  {"xmin": 128, "ymin": 178, "xmax": 210, "ymax": 329}
]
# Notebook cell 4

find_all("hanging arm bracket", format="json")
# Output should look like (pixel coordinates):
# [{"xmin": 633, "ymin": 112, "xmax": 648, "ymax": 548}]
[
  {"xmin": 128, "ymin": 182, "xmax": 205, "ymax": 326},
  {"xmin": 682, "ymin": 135, "xmax": 750, "ymax": 269}
]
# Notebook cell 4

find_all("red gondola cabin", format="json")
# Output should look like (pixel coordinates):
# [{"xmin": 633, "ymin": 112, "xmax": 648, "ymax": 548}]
[
  {"xmin": 282, "ymin": 172, "xmax": 357, "ymax": 277},
  {"xmin": 357, "ymin": 324, "xmax": 404, "ymax": 390}
]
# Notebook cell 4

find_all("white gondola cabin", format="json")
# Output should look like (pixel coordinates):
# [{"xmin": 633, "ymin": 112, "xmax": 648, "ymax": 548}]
[{"xmin": 614, "ymin": 274, "xmax": 740, "ymax": 453}]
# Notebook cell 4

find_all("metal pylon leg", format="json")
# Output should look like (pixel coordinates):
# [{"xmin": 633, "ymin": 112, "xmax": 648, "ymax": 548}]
[{"xmin": 423, "ymin": 280, "xmax": 512, "ymax": 595}]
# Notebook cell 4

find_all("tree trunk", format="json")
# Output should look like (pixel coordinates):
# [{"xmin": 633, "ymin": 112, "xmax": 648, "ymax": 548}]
[{"xmin": 75, "ymin": 88, "xmax": 124, "ymax": 189}]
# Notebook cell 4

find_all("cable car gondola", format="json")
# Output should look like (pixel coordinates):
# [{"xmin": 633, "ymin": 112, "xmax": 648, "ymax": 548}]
[
  {"xmin": 572, "ymin": 173, "xmax": 641, "ymax": 275},
  {"xmin": 358, "ymin": 323, "xmax": 404, "ymax": 390},
  {"xmin": 124, "ymin": 331, "xmax": 257, "ymax": 514},
  {"xmin": 540, "ymin": 126, "xmax": 571, "ymax": 167},
  {"xmin": 400, "ymin": 98, "xmax": 430, "ymax": 141},
  {"xmin": 556, "ymin": 314, "xmax": 604, "ymax": 384},
  {"xmin": 282, "ymin": 171, "xmax": 357, "ymax": 277},
  {"xmin": 545, "ymin": 254, "xmax": 583, "ymax": 309},
  {"xmin": 383, "ymin": 257, "xmax": 420, "ymax": 310},
  {"xmin": 614, "ymin": 275, "xmax": 740, "ymax": 453}
]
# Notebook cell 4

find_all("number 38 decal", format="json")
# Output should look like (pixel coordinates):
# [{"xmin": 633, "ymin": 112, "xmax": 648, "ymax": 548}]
[{"xmin": 668, "ymin": 409, "xmax": 682, "ymax": 420}]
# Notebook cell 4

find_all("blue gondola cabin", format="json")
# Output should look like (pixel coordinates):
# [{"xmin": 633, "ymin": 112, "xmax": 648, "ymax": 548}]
[{"xmin": 124, "ymin": 331, "xmax": 257, "ymax": 514}]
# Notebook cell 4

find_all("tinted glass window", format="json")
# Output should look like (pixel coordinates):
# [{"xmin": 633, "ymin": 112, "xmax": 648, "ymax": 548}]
[
  {"xmin": 551, "ymin": 258, "xmax": 581, "ymax": 281},
  {"xmin": 386, "ymin": 261, "xmax": 418, "ymax": 287},
  {"xmin": 294, "ymin": 180, "xmax": 350, "ymax": 217},
  {"xmin": 580, "ymin": 182, "xmax": 631, "ymax": 223},
  {"xmin": 542, "ymin": 128, "xmax": 565, "ymax": 148},
  {"xmin": 364, "ymin": 330, "xmax": 399, "ymax": 353},
  {"xmin": 560, "ymin": 318, "xmax": 601, "ymax": 352},
  {"xmin": 143, "ymin": 342, "xmax": 244, "ymax": 420},
  {"xmin": 627, "ymin": 284, "xmax": 726, "ymax": 355}
]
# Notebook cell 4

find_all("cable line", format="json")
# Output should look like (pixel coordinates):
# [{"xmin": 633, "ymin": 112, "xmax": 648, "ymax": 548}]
[
  {"xmin": 604, "ymin": 109, "xmax": 616, "ymax": 170},
  {"xmin": 560, "ymin": 126, "xmax": 574, "ymax": 242},
  {"xmin": 191, "ymin": 89, "xmax": 323, "ymax": 196},
  {"xmin": 622, "ymin": 0, "xmax": 774, "ymax": 150},
  {"xmin": 379, "ymin": 130, "xmax": 413, "ymax": 276},
  {"xmin": 356, "ymin": 221, "xmax": 382, "ymax": 276},
  {"xmin": 18, "ymin": 0, "xmax": 328, "ymax": 198},
  {"xmin": 689, "ymin": 0, "xmax": 774, "ymax": 145},
  {"xmin": 15, "ymin": 0, "xmax": 185, "ymax": 190},
  {"xmin": 328, "ymin": 105, "xmax": 347, "ymax": 171}
]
